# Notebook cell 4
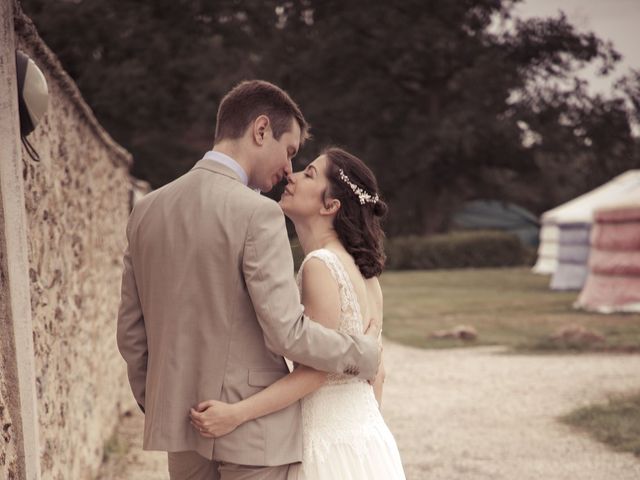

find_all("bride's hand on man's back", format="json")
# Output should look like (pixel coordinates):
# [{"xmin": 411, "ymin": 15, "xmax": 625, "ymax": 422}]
[{"xmin": 189, "ymin": 400, "xmax": 242, "ymax": 438}]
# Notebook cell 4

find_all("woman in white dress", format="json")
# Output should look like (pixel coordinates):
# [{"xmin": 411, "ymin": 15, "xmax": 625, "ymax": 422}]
[{"xmin": 191, "ymin": 147, "xmax": 405, "ymax": 479}]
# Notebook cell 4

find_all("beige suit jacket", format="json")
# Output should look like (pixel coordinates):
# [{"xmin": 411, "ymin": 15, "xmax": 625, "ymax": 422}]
[{"xmin": 116, "ymin": 159, "xmax": 378, "ymax": 465}]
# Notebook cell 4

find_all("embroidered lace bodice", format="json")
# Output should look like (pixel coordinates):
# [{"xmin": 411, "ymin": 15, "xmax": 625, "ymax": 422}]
[{"xmin": 296, "ymin": 248, "xmax": 368, "ymax": 386}]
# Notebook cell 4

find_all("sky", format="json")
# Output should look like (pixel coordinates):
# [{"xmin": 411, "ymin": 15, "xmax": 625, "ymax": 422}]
[{"xmin": 514, "ymin": 0, "xmax": 640, "ymax": 96}]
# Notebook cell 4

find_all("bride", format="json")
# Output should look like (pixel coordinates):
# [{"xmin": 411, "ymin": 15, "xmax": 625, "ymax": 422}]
[{"xmin": 190, "ymin": 147, "xmax": 406, "ymax": 479}]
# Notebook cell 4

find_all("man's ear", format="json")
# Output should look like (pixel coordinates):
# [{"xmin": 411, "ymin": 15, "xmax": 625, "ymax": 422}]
[
  {"xmin": 253, "ymin": 115, "xmax": 270, "ymax": 145},
  {"xmin": 321, "ymin": 198, "xmax": 341, "ymax": 216}
]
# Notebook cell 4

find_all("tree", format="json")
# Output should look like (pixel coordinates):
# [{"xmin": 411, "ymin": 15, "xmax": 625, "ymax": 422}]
[
  {"xmin": 23, "ymin": 0, "xmax": 639, "ymax": 235},
  {"xmin": 21, "ymin": 0, "xmax": 275, "ymax": 186}
]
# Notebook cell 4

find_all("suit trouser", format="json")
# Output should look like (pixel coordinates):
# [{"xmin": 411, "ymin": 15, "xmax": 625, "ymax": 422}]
[{"xmin": 168, "ymin": 451, "xmax": 298, "ymax": 480}]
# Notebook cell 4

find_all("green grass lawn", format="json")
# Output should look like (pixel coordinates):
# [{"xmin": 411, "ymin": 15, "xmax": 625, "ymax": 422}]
[
  {"xmin": 561, "ymin": 392, "xmax": 640, "ymax": 457},
  {"xmin": 380, "ymin": 268, "xmax": 640, "ymax": 352}
]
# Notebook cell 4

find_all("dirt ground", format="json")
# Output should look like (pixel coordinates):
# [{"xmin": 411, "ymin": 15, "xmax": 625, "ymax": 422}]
[{"xmin": 98, "ymin": 341, "xmax": 640, "ymax": 479}]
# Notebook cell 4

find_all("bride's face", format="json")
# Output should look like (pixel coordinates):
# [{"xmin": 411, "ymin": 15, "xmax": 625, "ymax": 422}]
[{"xmin": 279, "ymin": 154, "xmax": 331, "ymax": 220}]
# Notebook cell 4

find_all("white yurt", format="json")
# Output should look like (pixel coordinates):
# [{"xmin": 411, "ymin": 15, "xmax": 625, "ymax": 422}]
[
  {"xmin": 575, "ymin": 191, "xmax": 640, "ymax": 312},
  {"xmin": 532, "ymin": 170, "xmax": 640, "ymax": 290}
]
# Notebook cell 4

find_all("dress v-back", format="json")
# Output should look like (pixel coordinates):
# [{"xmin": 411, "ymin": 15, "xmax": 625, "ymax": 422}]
[{"xmin": 289, "ymin": 249, "xmax": 406, "ymax": 479}]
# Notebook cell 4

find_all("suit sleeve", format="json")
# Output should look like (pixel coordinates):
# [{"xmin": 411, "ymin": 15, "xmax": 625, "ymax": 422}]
[
  {"xmin": 242, "ymin": 200, "xmax": 379, "ymax": 380},
  {"xmin": 116, "ymin": 213, "xmax": 147, "ymax": 413}
]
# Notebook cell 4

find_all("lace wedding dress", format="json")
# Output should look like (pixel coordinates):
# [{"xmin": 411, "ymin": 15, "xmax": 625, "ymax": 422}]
[{"xmin": 289, "ymin": 249, "xmax": 406, "ymax": 480}]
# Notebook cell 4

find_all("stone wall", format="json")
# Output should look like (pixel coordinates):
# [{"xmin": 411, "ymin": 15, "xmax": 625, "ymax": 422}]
[
  {"xmin": 1, "ymin": 226, "xmax": 24, "ymax": 478},
  {"xmin": 1, "ymin": 5, "xmax": 144, "ymax": 479}
]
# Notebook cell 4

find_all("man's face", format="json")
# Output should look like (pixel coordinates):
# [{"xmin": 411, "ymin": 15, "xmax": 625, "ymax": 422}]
[{"xmin": 254, "ymin": 118, "xmax": 301, "ymax": 192}]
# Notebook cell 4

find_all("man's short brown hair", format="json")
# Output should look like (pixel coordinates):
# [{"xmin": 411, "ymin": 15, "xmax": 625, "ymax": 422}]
[{"xmin": 214, "ymin": 80, "xmax": 310, "ymax": 145}]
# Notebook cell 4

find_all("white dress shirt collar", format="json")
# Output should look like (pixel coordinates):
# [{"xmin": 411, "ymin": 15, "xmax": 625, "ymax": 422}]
[{"xmin": 201, "ymin": 150, "xmax": 249, "ymax": 186}]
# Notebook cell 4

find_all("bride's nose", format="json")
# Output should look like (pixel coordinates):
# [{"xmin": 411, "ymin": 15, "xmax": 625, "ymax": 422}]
[{"xmin": 286, "ymin": 173, "xmax": 297, "ymax": 184}]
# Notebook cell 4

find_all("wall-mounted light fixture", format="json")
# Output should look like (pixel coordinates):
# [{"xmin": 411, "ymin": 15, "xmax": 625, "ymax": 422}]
[{"xmin": 16, "ymin": 50, "xmax": 48, "ymax": 160}]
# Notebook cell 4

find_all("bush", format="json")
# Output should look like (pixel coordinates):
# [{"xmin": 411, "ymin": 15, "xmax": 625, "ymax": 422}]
[{"xmin": 385, "ymin": 230, "xmax": 531, "ymax": 270}]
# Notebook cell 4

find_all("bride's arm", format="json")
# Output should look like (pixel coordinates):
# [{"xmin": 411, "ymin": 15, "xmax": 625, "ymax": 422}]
[
  {"xmin": 190, "ymin": 258, "xmax": 341, "ymax": 438},
  {"xmin": 191, "ymin": 364, "xmax": 325, "ymax": 438}
]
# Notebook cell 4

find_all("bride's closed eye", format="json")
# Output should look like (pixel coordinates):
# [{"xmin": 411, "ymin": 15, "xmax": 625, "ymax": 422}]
[{"xmin": 304, "ymin": 165, "xmax": 318, "ymax": 179}]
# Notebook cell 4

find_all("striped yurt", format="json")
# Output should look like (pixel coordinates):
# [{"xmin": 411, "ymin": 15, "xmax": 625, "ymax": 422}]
[
  {"xmin": 576, "ymin": 191, "xmax": 640, "ymax": 313},
  {"xmin": 532, "ymin": 224, "xmax": 559, "ymax": 274},
  {"xmin": 532, "ymin": 171, "xmax": 640, "ymax": 289}
]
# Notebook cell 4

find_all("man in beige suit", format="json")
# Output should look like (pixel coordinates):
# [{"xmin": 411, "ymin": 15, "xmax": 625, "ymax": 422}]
[{"xmin": 117, "ymin": 80, "xmax": 379, "ymax": 480}]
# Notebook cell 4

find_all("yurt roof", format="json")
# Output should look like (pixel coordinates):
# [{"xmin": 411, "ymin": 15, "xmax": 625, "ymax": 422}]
[
  {"xmin": 541, "ymin": 170, "xmax": 640, "ymax": 224},
  {"xmin": 594, "ymin": 190, "xmax": 640, "ymax": 222},
  {"xmin": 596, "ymin": 190, "xmax": 640, "ymax": 212}
]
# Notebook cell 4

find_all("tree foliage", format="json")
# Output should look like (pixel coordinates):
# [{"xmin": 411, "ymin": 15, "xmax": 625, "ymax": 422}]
[{"xmin": 22, "ymin": 0, "xmax": 639, "ymax": 234}]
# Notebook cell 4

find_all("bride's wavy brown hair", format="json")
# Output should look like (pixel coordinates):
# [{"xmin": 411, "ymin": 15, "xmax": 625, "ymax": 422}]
[{"xmin": 323, "ymin": 147, "xmax": 388, "ymax": 278}]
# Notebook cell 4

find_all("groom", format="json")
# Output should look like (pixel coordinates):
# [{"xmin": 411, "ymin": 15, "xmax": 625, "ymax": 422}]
[{"xmin": 117, "ymin": 80, "xmax": 380, "ymax": 480}]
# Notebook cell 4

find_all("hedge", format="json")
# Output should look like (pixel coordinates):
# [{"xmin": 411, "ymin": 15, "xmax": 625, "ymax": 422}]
[
  {"xmin": 384, "ymin": 230, "xmax": 534, "ymax": 270},
  {"xmin": 290, "ymin": 230, "xmax": 534, "ymax": 272}
]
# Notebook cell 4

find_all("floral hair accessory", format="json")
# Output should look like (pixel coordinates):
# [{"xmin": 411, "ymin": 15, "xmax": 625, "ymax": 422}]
[{"xmin": 338, "ymin": 168, "xmax": 379, "ymax": 205}]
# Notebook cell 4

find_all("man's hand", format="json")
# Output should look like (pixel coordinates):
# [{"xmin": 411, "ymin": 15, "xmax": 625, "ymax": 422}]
[
  {"xmin": 364, "ymin": 316, "xmax": 382, "ymax": 340},
  {"xmin": 364, "ymin": 318, "xmax": 383, "ymax": 384}
]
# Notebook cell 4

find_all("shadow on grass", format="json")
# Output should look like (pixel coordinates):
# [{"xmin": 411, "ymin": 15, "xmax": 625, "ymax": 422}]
[{"xmin": 560, "ymin": 392, "xmax": 640, "ymax": 457}]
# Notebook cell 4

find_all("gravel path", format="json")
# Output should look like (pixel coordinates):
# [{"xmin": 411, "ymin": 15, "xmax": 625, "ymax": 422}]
[{"xmin": 99, "ymin": 341, "xmax": 640, "ymax": 479}]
